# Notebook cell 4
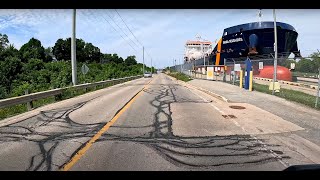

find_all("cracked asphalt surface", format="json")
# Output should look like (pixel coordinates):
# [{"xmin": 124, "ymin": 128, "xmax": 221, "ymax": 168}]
[{"xmin": 0, "ymin": 73, "xmax": 319, "ymax": 171}]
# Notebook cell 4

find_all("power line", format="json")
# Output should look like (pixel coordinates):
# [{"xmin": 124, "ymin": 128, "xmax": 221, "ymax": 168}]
[
  {"xmin": 114, "ymin": 9, "xmax": 153, "ymax": 60},
  {"xmin": 110, "ymin": 10, "xmax": 140, "ymax": 48},
  {"xmin": 114, "ymin": 9, "xmax": 144, "ymax": 47},
  {"xmin": 90, "ymin": 10, "xmax": 138, "ymax": 54},
  {"xmin": 105, "ymin": 10, "xmax": 139, "ymax": 52}
]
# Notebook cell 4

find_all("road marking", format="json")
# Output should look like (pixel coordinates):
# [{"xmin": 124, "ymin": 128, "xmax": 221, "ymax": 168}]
[
  {"xmin": 186, "ymin": 84, "xmax": 227, "ymax": 115},
  {"xmin": 60, "ymin": 78, "xmax": 153, "ymax": 171}
]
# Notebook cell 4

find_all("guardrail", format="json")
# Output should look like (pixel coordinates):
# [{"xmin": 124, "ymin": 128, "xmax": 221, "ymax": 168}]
[{"xmin": 0, "ymin": 75, "xmax": 142, "ymax": 109}]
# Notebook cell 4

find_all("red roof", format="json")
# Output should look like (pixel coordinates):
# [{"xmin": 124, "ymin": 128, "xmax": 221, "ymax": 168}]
[{"xmin": 186, "ymin": 40, "xmax": 212, "ymax": 45}]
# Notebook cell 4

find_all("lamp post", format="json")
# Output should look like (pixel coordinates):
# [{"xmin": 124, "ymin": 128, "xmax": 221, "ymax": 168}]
[
  {"xmin": 272, "ymin": 9, "xmax": 278, "ymax": 95},
  {"xmin": 143, "ymin": 46, "xmax": 145, "ymax": 74},
  {"xmin": 71, "ymin": 9, "xmax": 77, "ymax": 85}
]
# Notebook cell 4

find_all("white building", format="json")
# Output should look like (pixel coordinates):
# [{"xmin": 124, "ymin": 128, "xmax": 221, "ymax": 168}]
[{"xmin": 184, "ymin": 40, "xmax": 213, "ymax": 63}]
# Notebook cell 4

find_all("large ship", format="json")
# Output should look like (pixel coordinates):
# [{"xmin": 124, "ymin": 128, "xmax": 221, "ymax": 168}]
[
  {"xmin": 183, "ymin": 13, "xmax": 301, "ymax": 81},
  {"xmin": 184, "ymin": 10, "xmax": 301, "ymax": 67},
  {"xmin": 208, "ymin": 21, "xmax": 301, "ymax": 65}
]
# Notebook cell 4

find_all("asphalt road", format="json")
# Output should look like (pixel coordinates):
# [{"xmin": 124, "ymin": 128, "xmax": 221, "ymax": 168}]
[{"xmin": 0, "ymin": 73, "xmax": 319, "ymax": 171}]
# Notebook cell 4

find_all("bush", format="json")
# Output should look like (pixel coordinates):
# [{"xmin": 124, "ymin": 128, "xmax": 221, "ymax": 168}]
[{"xmin": 168, "ymin": 72, "xmax": 192, "ymax": 82}]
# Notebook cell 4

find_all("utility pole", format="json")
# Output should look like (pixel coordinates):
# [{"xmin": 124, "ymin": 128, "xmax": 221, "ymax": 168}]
[
  {"xmin": 203, "ymin": 43, "xmax": 206, "ymax": 67},
  {"xmin": 71, "ymin": 9, "xmax": 77, "ymax": 85},
  {"xmin": 143, "ymin": 46, "xmax": 145, "ymax": 74},
  {"xmin": 316, "ymin": 49, "xmax": 320, "ymax": 108},
  {"xmin": 272, "ymin": 9, "xmax": 278, "ymax": 95},
  {"xmin": 173, "ymin": 59, "xmax": 175, "ymax": 71},
  {"xmin": 151, "ymin": 58, "xmax": 152, "ymax": 74},
  {"xmin": 316, "ymin": 67, "xmax": 320, "ymax": 108},
  {"xmin": 175, "ymin": 59, "xmax": 176, "ymax": 71}
]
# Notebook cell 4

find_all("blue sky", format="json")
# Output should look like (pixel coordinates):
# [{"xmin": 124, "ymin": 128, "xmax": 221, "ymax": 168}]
[{"xmin": 0, "ymin": 9, "xmax": 319, "ymax": 68}]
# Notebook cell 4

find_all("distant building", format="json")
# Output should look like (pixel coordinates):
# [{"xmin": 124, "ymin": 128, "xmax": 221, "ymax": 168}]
[{"xmin": 184, "ymin": 37, "xmax": 213, "ymax": 63}]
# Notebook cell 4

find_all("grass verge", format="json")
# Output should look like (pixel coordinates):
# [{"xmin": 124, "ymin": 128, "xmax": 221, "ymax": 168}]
[
  {"xmin": 167, "ymin": 71, "xmax": 192, "ymax": 82},
  {"xmin": 253, "ymin": 83, "xmax": 320, "ymax": 110}
]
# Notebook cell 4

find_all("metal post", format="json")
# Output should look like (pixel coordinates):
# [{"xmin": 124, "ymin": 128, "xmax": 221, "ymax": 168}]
[
  {"xmin": 173, "ymin": 59, "xmax": 174, "ymax": 71},
  {"xmin": 143, "ymin": 46, "xmax": 145, "ymax": 74},
  {"xmin": 316, "ymin": 50, "xmax": 320, "ymax": 106},
  {"xmin": 239, "ymin": 71, "xmax": 243, "ymax": 88},
  {"xmin": 223, "ymin": 58, "xmax": 226, "ymax": 82},
  {"xmin": 24, "ymin": 89, "xmax": 33, "ymax": 111},
  {"xmin": 272, "ymin": 9, "xmax": 278, "ymax": 95},
  {"xmin": 249, "ymin": 71, "xmax": 253, "ymax": 91},
  {"xmin": 204, "ymin": 53, "xmax": 206, "ymax": 67},
  {"xmin": 316, "ymin": 67, "xmax": 320, "ymax": 108},
  {"xmin": 71, "ymin": 9, "xmax": 77, "ymax": 85},
  {"xmin": 181, "ymin": 61, "xmax": 184, "ymax": 72},
  {"xmin": 151, "ymin": 58, "xmax": 152, "ymax": 74},
  {"xmin": 232, "ymin": 58, "xmax": 236, "ymax": 85}
]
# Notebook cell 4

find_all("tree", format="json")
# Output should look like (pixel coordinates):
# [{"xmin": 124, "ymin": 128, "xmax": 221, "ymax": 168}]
[
  {"xmin": 101, "ymin": 53, "xmax": 123, "ymax": 64},
  {"xmin": 52, "ymin": 38, "xmax": 87, "ymax": 62},
  {"xmin": 84, "ymin": 43, "xmax": 101, "ymax": 63},
  {"xmin": 21, "ymin": 58, "xmax": 45, "ymax": 73},
  {"xmin": 101, "ymin": 53, "xmax": 112, "ymax": 63},
  {"xmin": 19, "ymin": 38, "xmax": 46, "ymax": 62},
  {"xmin": 310, "ymin": 52, "xmax": 320, "ymax": 72},
  {"xmin": 44, "ymin": 47, "xmax": 53, "ymax": 62},
  {"xmin": 0, "ymin": 44, "xmax": 20, "ymax": 60},
  {"xmin": 0, "ymin": 33, "xmax": 9, "ymax": 51},
  {"xmin": 0, "ymin": 57, "xmax": 23, "ymax": 94},
  {"xmin": 75, "ymin": 38, "xmax": 86, "ymax": 62},
  {"xmin": 124, "ymin": 55, "xmax": 137, "ymax": 66},
  {"xmin": 52, "ymin": 38, "xmax": 69, "ymax": 61},
  {"xmin": 296, "ymin": 58, "xmax": 315, "ymax": 73}
]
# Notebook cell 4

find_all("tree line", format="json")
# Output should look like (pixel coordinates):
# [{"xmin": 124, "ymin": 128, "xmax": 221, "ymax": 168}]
[
  {"xmin": 0, "ymin": 33, "xmax": 153, "ymax": 99},
  {"xmin": 281, "ymin": 53, "xmax": 320, "ymax": 74}
]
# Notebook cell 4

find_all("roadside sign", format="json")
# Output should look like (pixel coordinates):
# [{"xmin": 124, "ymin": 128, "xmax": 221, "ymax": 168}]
[
  {"xmin": 259, "ymin": 62, "xmax": 263, "ymax": 69},
  {"xmin": 207, "ymin": 66, "xmax": 214, "ymax": 80},
  {"xmin": 81, "ymin": 64, "xmax": 89, "ymax": 75},
  {"xmin": 290, "ymin": 63, "xmax": 295, "ymax": 70},
  {"xmin": 234, "ymin": 64, "xmax": 241, "ymax": 71},
  {"xmin": 269, "ymin": 82, "xmax": 281, "ymax": 92}
]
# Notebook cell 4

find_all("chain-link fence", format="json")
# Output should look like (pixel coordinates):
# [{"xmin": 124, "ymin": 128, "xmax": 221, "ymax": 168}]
[{"xmin": 170, "ymin": 55, "xmax": 320, "ymax": 108}]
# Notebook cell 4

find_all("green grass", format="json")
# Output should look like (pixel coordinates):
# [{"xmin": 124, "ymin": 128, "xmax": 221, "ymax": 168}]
[
  {"xmin": 253, "ymin": 83, "xmax": 320, "ymax": 110},
  {"xmin": 0, "ymin": 104, "xmax": 28, "ymax": 120},
  {"xmin": 292, "ymin": 71, "xmax": 319, "ymax": 78},
  {"xmin": 167, "ymin": 71, "xmax": 192, "ymax": 82},
  {"xmin": 0, "ymin": 80, "xmax": 126, "ymax": 120}
]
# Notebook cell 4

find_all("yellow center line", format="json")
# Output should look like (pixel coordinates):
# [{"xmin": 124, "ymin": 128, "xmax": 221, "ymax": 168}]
[{"xmin": 60, "ymin": 78, "xmax": 153, "ymax": 171}]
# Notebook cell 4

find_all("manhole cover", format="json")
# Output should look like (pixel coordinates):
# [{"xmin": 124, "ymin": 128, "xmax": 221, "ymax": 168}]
[{"xmin": 229, "ymin": 105, "xmax": 246, "ymax": 110}]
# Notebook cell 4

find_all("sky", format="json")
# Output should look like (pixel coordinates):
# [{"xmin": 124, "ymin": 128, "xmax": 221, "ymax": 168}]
[{"xmin": 0, "ymin": 9, "xmax": 319, "ymax": 68}]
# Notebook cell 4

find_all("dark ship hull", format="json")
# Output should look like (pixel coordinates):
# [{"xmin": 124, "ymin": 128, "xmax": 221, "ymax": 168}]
[{"xmin": 209, "ymin": 21, "xmax": 301, "ymax": 65}]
